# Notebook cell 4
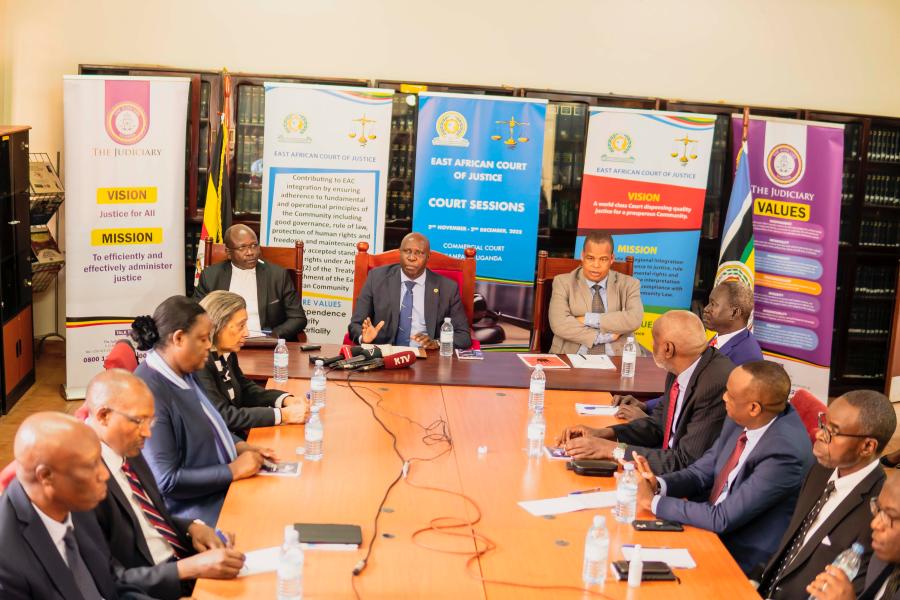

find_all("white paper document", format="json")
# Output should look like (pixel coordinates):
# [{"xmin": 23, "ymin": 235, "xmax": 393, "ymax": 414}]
[
  {"xmin": 239, "ymin": 546, "xmax": 279, "ymax": 577},
  {"xmin": 518, "ymin": 491, "xmax": 617, "ymax": 517},
  {"xmin": 621, "ymin": 545, "xmax": 697, "ymax": 569},
  {"xmin": 575, "ymin": 403, "xmax": 619, "ymax": 416},
  {"xmin": 567, "ymin": 353, "xmax": 616, "ymax": 370}
]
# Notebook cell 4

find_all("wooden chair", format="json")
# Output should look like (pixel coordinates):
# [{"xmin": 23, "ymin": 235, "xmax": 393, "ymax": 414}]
[
  {"xmin": 203, "ymin": 238, "xmax": 307, "ymax": 342},
  {"xmin": 529, "ymin": 250, "xmax": 635, "ymax": 353},
  {"xmin": 352, "ymin": 241, "xmax": 478, "ymax": 329}
]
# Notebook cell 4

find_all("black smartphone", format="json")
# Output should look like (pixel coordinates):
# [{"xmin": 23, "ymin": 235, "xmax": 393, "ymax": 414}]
[
  {"xmin": 300, "ymin": 344, "xmax": 321, "ymax": 352},
  {"xmin": 570, "ymin": 459, "xmax": 617, "ymax": 477},
  {"xmin": 632, "ymin": 519, "xmax": 684, "ymax": 532},
  {"xmin": 611, "ymin": 560, "xmax": 677, "ymax": 581}
]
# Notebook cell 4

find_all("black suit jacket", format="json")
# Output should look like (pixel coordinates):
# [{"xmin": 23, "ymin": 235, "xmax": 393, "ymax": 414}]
[
  {"xmin": 610, "ymin": 347, "xmax": 734, "ymax": 474},
  {"xmin": 0, "ymin": 478, "xmax": 151, "ymax": 600},
  {"xmin": 760, "ymin": 462, "xmax": 886, "ymax": 599},
  {"xmin": 95, "ymin": 453, "xmax": 196, "ymax": 600},
  {"xmin": 860, "ymin": 556, "xmax": 899, "ymax": 600},
  {"xmin": 348, "ymin": 264, "xmax": 472, "ymax": 348},
  {"xmin": 195, "ymin": 350, "xmax": 286, "ymax": 435},
  {"xmin": 193, "ymin": 260, "xmax": 307, "ymax": 340}
]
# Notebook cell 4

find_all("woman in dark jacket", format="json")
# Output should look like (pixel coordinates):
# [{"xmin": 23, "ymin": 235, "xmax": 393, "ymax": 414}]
[
  {"xmin": 196, "ymin": 290, "xmax": 309, "ymax": 438},
  {"xmin": 132, "ymin": 295, "xmax": 272, "ymax": 525}
]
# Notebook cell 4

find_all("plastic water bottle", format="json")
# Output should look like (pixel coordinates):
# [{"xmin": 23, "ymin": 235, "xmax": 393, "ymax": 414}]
[
  {"xmin": 440, "ymin": 317, "xmax": 454, "ymax": 357},
  {"xmin": 615, "ymin": 463, "xmax": 638, "ymax": 523},
  {"xmin": 621, "ymin": 336, "xmax": 637, "ymax": 379},
  {"xmin": 310, "ymin": 360, "xmax": 326, "ymax": 409},
  {"xmin": 273, "ymin": 338, "xmax": 289, "ymax": 384},
  {"xmin": 304, "ymin": 406, "xmax": 323, "ymax": 461},
  {"xmin": 628, "ymin": 544, "xmax": 643, "ymax": 588},
  {"xmin": 528, "ymin": 364, "xmax": 546, "ymax": 412},
  {"xmin": 582, "ymin": 515, "xmax": 609, "ymax": 586},
  {"xmin": 277, "ymin": 524, "xmax": 304, "ymax": 600},
  {"xmin": 526, "ymin": 410, "xmax": 545, "ymax": 458},
  {"xmin": 806, "ymin": 542, "xmax": 864, "ymax": 599}
]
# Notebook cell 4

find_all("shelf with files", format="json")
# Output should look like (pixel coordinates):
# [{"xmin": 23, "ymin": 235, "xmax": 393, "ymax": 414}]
[
  {"xmin": 375, "ymin": 80, "xmax": 517, "ymax": 250},
  {"xmin": 228, "ymin": 73, "xmax": 369, "ymax": 225}
]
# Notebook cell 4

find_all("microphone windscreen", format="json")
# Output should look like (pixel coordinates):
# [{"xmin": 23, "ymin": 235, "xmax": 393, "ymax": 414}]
[
  {"xmin": 340, "ymin": 345, "xmax": 354, "ymax": 360},
  {"xmin": 382, "ymin": 350, "xmax": 417, "ymax": 370}
]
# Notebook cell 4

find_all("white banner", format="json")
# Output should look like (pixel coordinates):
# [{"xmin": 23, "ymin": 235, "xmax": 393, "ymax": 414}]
[
  {"xmin": 64, "ymin": 75, "xmax": 189, "ymax": 398},
  {"xmin": 260, "ymin": 83, "xmax": 393, "ymax": 343}
]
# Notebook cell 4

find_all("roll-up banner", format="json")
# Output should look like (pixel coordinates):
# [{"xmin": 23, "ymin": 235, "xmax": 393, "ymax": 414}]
[
  {"xmin": 259, "ymin": 83, "xmax": 394, "ymax": 343},
  {"xmin": 576, "ymin": 108, "xmax": 717, "ymax": 350},
  {"xmin": 412, "ymin": 92, "xmax": 547, "ymax": 349},
  {"xmin": 736, "ymin": 115, "xmax": 843, "ymax": 399},
  {"xmin": 63, "ymin": 75, "xmax": 189, "ymax": 398}
]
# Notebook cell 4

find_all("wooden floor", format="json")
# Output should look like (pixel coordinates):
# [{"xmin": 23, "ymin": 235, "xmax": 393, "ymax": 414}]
[
  {"xmin": 1, "ymin": 340, "xmax": 899, "ymax": 468},
  {"xmin": 0, "ymin": 341, "xmax": 81, "ymax": 466}
]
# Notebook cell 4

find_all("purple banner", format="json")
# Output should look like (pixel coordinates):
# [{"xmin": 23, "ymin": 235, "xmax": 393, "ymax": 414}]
[{"xmin": 733, "ymin": 116, "xmax": 843, "ymax": 398}]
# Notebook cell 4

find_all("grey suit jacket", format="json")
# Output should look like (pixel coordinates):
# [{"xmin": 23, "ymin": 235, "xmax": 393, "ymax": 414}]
[
  {"xmin": 348, "ymin": 264, "xmax": 471, "ymax": 349},
  {"xmin": 548, "ymin": 267, "xmax": 643, "ymax": 355}
]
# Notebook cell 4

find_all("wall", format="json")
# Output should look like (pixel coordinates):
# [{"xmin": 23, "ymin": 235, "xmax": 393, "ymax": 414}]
[{"xmin": 2, "ymin": 0, "xmax": 900, "ymax": 336}]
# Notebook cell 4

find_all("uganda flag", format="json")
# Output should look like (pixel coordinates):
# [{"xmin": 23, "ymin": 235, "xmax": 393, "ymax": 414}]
[{"xmin": 716, "ymin": 140, "xmax": 754, "ymax": 290}]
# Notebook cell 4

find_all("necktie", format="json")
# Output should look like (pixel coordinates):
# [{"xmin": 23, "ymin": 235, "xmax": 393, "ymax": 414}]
[
  {"xmin": 708, "ymin": 431, "xmax": 748, "ymax": 502},
  {"xmin": 395, "ymin": 280, "xmax": 416, "ymax": 346},
  {"xmin": 63, "ymin": 526, "xmax": 103, "ymax": 600},
  {"xmin": 122, "ymin": 460, "xmax": 190, "ymax": 559},
  {"xmin": 588, "ymin": 283, "xmax": 606, "ymax": 355},
  {"xmin": 661, "ymin": 380, "xmax": 680, "ymax": 449},
  {"xmin": 761, "ymin": 481, "xmax": 837, "ymax": 596},
  {"xmin": 709, "ymin": 336, "xmax": 718, "ymax": 348}
]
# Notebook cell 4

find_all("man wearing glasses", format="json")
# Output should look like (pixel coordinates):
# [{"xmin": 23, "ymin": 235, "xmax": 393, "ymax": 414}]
[
  {"xmin": 194, "ymin": 224, "xmax": 307, "ymax": 340},
  {"xmin": 348, "ymin": 232, "xmax": 471, "ymax": 349},
  {"xmin": 86, "ymin": 370, "xmax": 246, "ymax": 599},
  {"xmin": 757, "ymin": 389, "xmax": 896, "ymax": 599},
  {"xmin": 548, "ymin": 230, "xmax": 643, "ymax": 356}
]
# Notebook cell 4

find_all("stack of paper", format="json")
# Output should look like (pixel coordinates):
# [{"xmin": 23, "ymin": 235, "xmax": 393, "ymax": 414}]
[
  {"xmin": 621, "ymin": 546, "xmax": 696, "ymax": 569},
  {"xmin": 567, "ymin": 354, "xmax": 616, "ymax": 370},
  {"xmin": 575, "ymin": 403, "xmax": 619, "ymax": 416},
  {"xmin": 518, "ymin": 491, "xmax": 617, "ymax": 516}
]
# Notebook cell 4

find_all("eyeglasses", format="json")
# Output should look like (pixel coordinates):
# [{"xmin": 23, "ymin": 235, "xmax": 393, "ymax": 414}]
[
  {"xmin": 110, "ymin": 408, "xmax": 156, "ymax": 429},
  {"xmin": 816, "ymin": 412, "xmax": 874, "ymax": 444},
  {"xmin": 227, "ymin": 242, "xmax": 259, "ymax": 253},
  {"xmin": 870, "ymin": 497, "xmax": 896, "ymax": 528}
]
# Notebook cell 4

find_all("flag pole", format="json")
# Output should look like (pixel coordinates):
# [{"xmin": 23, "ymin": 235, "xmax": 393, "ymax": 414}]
[{"xmin": 741, "ymin": 107, "xmax": 750, "ymax": 144}]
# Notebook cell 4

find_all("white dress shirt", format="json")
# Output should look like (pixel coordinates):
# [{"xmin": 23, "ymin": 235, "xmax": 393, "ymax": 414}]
[
  {"xmin": 801, "ymin": 459, "xmax": 883, "ymax": 546},
  {"xmin": 228, "ymin": 264, "xmax": 263, "ymax": 334},
  {"xmin": 399, "ymin": 270, "xmax": 427, "ymax": 348},
  {"xmin": 99, "ymin": 442, "xmax": 174, "ymax": 565},
  {"xmin": 712, "ymin": 327, "xmax": 745, "ymax": 349},
  {"xmin": 667, "ymin": 355, "xmax": 703, "ymax": 449},
  {"xmin": 31, "ymin": 502, "xmax": 74, "ymax": 566}
]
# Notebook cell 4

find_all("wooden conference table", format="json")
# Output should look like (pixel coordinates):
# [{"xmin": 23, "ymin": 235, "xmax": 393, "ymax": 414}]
[
  {"xmin": 241, "ymin": 343, "xmax": 669, "ymax": 397},
  {"xmin": 194, "ymin": 378, "xmax": 758, "ymax": 599}
]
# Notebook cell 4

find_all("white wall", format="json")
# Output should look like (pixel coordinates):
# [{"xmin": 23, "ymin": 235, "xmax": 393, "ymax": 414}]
[{"xmin": 3, "ymin": 0, "xmax": 900, "ymax": 335}]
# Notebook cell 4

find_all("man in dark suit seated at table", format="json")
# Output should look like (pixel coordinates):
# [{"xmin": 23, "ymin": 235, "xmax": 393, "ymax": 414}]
[
  {"xmin": 556, "ymin": 310, "xmax": 734, "ymax": 474},
  {"xmin": 757, "ymin": 389, "xmax": 896, "ymax": 599},
  {"xmin": 348, "ymin": 232, "xmax": 471, "ymax": 350},
  {"xmin": 0, "ymin": 412, "xmax": 153, "ymax": 599},
  {"xmin": 86, "ymin": 369, "xmax": 245, "ymax": 599},
  {"xmin": 631, "ymin": 360, "xmax": 814, "ymax": 575},
  {"xmin": 193, "ymin": 224, "xmax": 307, "ymax": 340},
  {"xmin": 803, "ymin": 473, "xmax": 900, "ymax": 600},
  {"xmin": 547, "ymin": 230, "xmax": 644, "ymax": 356},
  {"xmin": 615, "ymin": 279, "xmax": 763, "ymax": 422}
]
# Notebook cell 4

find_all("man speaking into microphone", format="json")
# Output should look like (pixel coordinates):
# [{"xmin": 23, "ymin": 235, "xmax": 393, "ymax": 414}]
[{"xmin": 348, "ymin": 233, "xmax": 471, "ymax": 350}]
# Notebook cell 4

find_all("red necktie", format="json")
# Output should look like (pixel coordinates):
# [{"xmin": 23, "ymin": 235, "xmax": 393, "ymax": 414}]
[
  {"xmin": 709, "ymin": 432, "xmax": 748, "ymax": 502},
  {"xmin": 708, "ymin": 336, "xmax": 718, "ymax": 347},
  {"xmin": 661, "ymin": 380, "xmax": 680, "ymax": 450},
  {"xmin": 122, "ymin": 460, "xmax": 190, "ymax": 558}
]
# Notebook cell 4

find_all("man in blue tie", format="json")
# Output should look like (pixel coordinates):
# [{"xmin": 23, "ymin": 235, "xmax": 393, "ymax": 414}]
[{"xmin": 348, "ymin": 232, "xmax": 472, "ymax": 349}]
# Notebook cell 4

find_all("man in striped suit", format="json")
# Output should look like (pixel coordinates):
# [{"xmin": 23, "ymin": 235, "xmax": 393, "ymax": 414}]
[{"xmin": 85, "ymin": 370, "xmax": 245, "ymax": 600}]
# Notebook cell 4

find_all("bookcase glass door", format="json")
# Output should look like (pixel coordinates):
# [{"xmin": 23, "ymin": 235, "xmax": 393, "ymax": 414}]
[{"xmin": 234, "ymin": 83, "xmax": 265, "ymax": 217}]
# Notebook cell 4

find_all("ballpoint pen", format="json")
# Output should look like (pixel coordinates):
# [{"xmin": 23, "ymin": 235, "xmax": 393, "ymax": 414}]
[{"xmin": 569, "ymin": 487, "xmax": 606, "ymax": 495}]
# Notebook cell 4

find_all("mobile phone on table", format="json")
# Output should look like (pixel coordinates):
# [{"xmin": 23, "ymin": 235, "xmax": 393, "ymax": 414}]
[{"xmin": 632, "ymin": 519, "xmax": 684, "ymax": 532}]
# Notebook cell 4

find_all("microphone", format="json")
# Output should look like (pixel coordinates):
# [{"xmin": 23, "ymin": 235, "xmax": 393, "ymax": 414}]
[
  {"xmin": 353, "ymin": 358, "xmax": 385, "ymax": 372},
  {"xmin": 341, "ymin": 346, "xmax": 383, "ymax": 360},
  {"xmin": 382, "ymin": 350, "xmax": 417, "ymax": 370}
]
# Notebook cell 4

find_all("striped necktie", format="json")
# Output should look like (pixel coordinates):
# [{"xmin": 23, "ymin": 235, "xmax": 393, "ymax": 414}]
[
  {"xmin": 121, "ymin": 460, "xmax": 190, "ymax": 559},
  {"xmin": 588, "ymin": 283, "xmax": 606, "ymax": 355}
]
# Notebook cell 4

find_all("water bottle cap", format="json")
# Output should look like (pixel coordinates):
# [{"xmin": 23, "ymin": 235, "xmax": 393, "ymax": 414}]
[
  {"xmin": 278, "ymin": 338, "xmax": 286, "ymax": 344},
  {"xmin": 627, "ymin": 336, "xmax": 634, "ymax": 342},
  {"xmin": 593, "ymin": 515, "xmax": 605, "ymax": 528},
  {"xmin": 631, "ymin": 544, "xmax": 641, "ymax": 558},
  {"xmin": 623, "ymin": 462, "xmax": 635, "ymax": 471},
  {"xmin": 284, "ymin": 524, "xmax": 299, "ymax": 544},
  {"xmin": 534, "ymin": 364, "xmax": 543, "ymax": 371},
  {"xmin": 851, "ymin": 542, "xmax": 864, "ymax": 554},
  {"xmin": 315, "ymin": 359, "xmax": 324, "ymax": 366},
  {"xmin": 444, "ymin": 317, "xmax": 451, "ymax": 322},
  {"xmin": 311, "ymin": 405, "xmax": 320, "ymax": 414}
]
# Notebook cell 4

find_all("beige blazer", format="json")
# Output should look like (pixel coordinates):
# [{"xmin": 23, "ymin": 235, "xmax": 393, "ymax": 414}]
[{"xmin": 548, "ymin": 267, "xmax": 644, "ymax": 355}]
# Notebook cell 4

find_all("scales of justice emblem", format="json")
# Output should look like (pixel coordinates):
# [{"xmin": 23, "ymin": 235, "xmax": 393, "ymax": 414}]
[
  {"xmin": 671, "ymin": 134, "xmax": 699, "ymax": 166},
  {"xmin": 491, "ymin": 116, "xmax": 530, "ymax": 148},
  {"xmin": 348, "ymin": 114, "xmax": 377, "ymax": 147}
]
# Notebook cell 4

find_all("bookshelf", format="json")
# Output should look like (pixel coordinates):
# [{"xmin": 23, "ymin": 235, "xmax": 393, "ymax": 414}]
[{"xmin": 75, "ymin": 65, "xmax": 900, "ymax": 393}]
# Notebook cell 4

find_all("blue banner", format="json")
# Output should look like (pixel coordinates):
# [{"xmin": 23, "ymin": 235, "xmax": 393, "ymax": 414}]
[{"xmin": 413, "ymin": 92, "xmax": 547, "ymax": 285}]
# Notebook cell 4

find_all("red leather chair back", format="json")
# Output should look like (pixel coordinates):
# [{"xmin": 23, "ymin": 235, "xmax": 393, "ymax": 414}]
[{"xmin": 790, "ymin": 388, "xmax": 827, "ymax": 445}]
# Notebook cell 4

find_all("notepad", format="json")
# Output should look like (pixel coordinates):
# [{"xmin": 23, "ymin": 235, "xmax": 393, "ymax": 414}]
[
  {"xmin": 567, "ymin": 353, "xmax": 616, "ymax": 370},
  {"xmin": 518, "ymin": 491, "xmax": 617, "ymax": 516},
  {"xmin": 517, "ymin": 354, "xmax": 570, "ymax": 369},
  {"xmin": 575, "ymin": 403, "xmax": 619, "ymax": 416},
  {"xmin": 621, "ymin": 546, "xmax": 697, "ymax": 569},
  {"xmin": 294, "ymin": 523, "xmax": 362, "ymax": 549}
]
